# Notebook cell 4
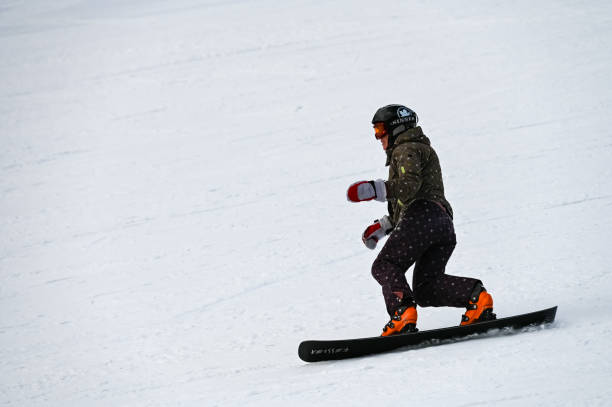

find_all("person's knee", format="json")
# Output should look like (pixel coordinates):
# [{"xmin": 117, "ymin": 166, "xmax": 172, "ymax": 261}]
[{"xmin": 371, "ymin": 257, "xmax": 383, "ymax": 282}]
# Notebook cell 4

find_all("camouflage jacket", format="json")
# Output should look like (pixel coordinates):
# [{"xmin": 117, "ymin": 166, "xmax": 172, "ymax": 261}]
[{"xmin": 384, "ymin": 127, "xmax": 453, "ymax": 226}]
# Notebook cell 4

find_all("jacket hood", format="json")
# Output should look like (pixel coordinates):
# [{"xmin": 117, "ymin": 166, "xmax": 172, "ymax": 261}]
[{"xmin": 385, "ymin": 126, "xmax": 430, "ymax": 166}]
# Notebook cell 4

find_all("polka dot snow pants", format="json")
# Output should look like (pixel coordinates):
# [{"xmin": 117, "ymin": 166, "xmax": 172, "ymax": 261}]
[{"xmin": 372, "ymin": 200, "xmax": 481, "ymax": 317}]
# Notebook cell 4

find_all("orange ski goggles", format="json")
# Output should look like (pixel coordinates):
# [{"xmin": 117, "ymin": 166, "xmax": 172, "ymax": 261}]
[{"xmin": 374, "ymin": 122, "xmax": 387, "ymax": 139}]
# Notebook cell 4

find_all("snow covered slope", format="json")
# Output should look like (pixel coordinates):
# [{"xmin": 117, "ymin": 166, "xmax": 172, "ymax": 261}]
[{"xmin": 1, "ymin": 0, "xmax": 611, "ymax": 405}]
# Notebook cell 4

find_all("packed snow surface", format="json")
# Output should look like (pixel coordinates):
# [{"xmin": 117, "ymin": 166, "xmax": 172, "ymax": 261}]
[{"xmin": 2, "ymin": 0, "xmax": 612, "ymax": 405}]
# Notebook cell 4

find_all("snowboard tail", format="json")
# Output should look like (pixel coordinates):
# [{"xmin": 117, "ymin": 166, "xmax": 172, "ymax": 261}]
[{"xmin": 298, "ymin": 306, "xmax": 557, "ymax": 362}]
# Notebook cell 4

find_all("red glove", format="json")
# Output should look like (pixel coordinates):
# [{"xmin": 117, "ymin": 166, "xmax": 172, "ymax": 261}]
[
  {"xmin": 347, "ymin": 179, "xmax": 387, "ymax": 202},
  {"xmin": 362, "ymin": 216, "xmax": 394, "ymax": 249}
]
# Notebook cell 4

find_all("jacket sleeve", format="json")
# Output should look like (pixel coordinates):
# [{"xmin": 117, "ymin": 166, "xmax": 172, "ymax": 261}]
[{"xmin": 385, "ymin": 144, "xmax": 424, "ymax": 205}]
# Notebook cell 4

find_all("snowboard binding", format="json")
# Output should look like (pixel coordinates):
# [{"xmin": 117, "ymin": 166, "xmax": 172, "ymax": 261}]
[{"xmin": 460, "ymin": 283, "xmax": 495, "ymax": 326}]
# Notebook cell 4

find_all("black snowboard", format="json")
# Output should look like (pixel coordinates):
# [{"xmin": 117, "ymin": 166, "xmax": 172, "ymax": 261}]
[{"xmin": 299, "ymin": 306, "xmax": 557, "ymax": 362}]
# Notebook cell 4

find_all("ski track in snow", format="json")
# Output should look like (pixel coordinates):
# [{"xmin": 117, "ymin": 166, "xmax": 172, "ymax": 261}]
[{"xmin": 1, "ymin": 0, "xmax": 612, "ymax": 406}]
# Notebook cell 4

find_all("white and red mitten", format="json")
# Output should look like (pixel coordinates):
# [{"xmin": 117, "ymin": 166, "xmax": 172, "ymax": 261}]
[
  {"xmin": 346, "ymin": 179, "xmax": 387, "ymax": 203},
  {"xmin": 362, "ymin": 215, "xmax": 394, "ymax": 250}
]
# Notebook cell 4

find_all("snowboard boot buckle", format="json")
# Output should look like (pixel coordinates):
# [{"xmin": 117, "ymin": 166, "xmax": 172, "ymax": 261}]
[{"xmin": 382, "ymin": 305, "xmax": 418, "ymax": 336}]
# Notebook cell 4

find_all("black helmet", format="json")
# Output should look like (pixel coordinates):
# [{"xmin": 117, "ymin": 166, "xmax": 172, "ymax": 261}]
[{"xmin": 371, "ymin": 104, "xmax": 418, "ymax": 140}]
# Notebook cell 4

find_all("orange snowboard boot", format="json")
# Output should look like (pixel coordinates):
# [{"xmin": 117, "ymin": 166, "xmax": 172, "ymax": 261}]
[
  {"xmin": 381, "ymin": 305, "xmax": 418, "ymax": 336},
  {"xmin": 460, "ymin": 283, "xmax": 496, "ymax": 326}
]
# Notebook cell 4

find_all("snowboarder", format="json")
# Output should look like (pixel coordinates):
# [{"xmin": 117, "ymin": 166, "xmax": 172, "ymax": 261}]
[{"xmin": 346, "ymin": 105, "xmax": 495, "ymax": 336}]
